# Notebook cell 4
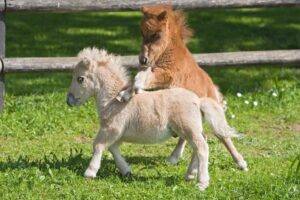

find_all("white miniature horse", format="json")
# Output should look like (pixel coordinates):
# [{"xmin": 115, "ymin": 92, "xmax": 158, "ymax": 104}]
[{"xmin": 66, "ymin": 47, "xmax": 247, "ymax": 191}]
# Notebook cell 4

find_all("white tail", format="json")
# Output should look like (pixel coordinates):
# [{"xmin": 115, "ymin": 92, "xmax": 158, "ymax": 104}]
[{"xmin": 200, "ymin": 97, "xmax": 239, "ymax": 138}]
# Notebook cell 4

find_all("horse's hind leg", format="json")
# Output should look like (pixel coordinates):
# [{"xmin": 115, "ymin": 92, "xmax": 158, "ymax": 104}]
[
  {"xmin": 168, "ymin": 133, "xmax": 207, "ymax": 165},
  {"xmin": 109, "ymin": 143, "xmax": 131, "ymax": 177},
  {"xmin": 189, "ymin": 135, "xmax": 209, "ymax": 191},
  {"xmin": 181, "ymin": 127, "xmax": 209, "ymax": 191},
  {"xmin": 185, "ymin": 152, "xmax": 198, "ymax": 181},
  {"xmin": 220, "ymin": 138, "xmax": 248, "ymax": 171},
  {"xmin": 168, "ymin": 138, "xmax": 187, "ymax": 164}
]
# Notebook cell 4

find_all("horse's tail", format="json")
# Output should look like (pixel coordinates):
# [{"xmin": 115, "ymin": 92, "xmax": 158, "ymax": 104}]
[
  {"xmin": 199, "ymin": 97, "xmax": 239, "ymax": 138},
  {"xmin": 213, "ymin": 84, "xmax": 227, "ymax": 111}
]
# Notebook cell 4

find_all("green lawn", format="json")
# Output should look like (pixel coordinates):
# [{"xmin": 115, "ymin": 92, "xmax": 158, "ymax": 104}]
[{"xmin": 1, "ymin": 8, "xmax": 300, "ymax": 199}]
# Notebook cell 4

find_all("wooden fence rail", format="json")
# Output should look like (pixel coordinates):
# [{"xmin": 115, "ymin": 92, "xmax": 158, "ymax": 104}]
[
  {"xmin": 3, "ymin": 50, "xmax": 300, "ymax": 72},
  {"xmin": 1, "ymin": 0, "xmax": 300, "ymax": 12}
]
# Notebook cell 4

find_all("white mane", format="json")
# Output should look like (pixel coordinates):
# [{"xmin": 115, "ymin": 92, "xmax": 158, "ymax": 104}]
[{"xmin": 78, "ymin": 47, "xmax": 130, "ymax": 84}]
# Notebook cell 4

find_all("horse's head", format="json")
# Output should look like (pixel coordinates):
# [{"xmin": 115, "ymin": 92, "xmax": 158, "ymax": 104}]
[
  {"xmin": 139, "ymin": 4, "xmax": 171, "ymax": 67},
  {"xmin": 67, "ymin": 48, "xmax": 128, "ymax": 107},
  {"xmin": 67, "ymin": 54, "xmax": 96, "ymax": 107},
  {"xmin": 139, "ymin": 4, "xmax": 192, "ymax": 67}
]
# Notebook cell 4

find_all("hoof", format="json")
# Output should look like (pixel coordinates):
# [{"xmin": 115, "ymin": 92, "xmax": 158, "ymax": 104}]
[
  {"xmin": 116, "ymin": 91, "xmax": 131, "ymax": 102},
  {"xmin": 123, "ymin": 172, "xmax": 132, "ymax": 178},
  {"xmin": 134, "ymin": 88, "xmax": 143, "ymax": 94},
  {"xmin": 116, "ymin": 94, "xmax": 124, "ymax": 102},
  {"xmin": 237, "ymin": 160, "xmax": 248, "ymax": 171},
  {"xmin": 185, "ymin": 174, "xmax": 196, "ymax": 181},
  {"xmin": 197, "ymin": 181, "xmax": 209, "ymax": 191},
  {"xmin": 84, "ymin": 168, "xmax": 97, "ymax": 178},
  {"xmin": 185, "ymin": 169, "xmax": 197, "ymax": 181},
  {"xmin": 167, "ymin": 156, "xmax": 179, "ymax": 165},
  {"xmin": 243, "ymin": 167, "xmax": 249, "ymax": 171}
]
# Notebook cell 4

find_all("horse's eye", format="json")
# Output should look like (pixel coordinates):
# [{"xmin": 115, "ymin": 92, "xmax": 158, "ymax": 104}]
[
  {"xmin": 151, "ymin": 33, "xmax": 157, "ymax": 39},
  {"xmin": 151, "ymin": 33, "xmax": 160, "ymax": 42},
  {"xmin": 144, "ymin": 33, "xmax": 160, "ymax": 44},
  {"xmin": 77, "ymin": 76, "xmax": 84, "ymax": 83}
]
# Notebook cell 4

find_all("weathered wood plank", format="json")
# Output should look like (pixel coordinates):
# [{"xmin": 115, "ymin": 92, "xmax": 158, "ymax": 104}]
[
  {"xmin": 2, "ymin": 56, "xmax": 138, "ymax": 72},
  {"xmin": 3, "ymin": 50, "xmax": 300, "ymax": 72},
  {"xmin": 1, "ymin": 0, "xmax": 300, "ymax": 12},
  {"xmin": 0, "ymin": 13, "xmax": 5, "ymax": 112},
  {"xmin": 194, "ymin": 50, "xmax": 300, "ymax": 66}
]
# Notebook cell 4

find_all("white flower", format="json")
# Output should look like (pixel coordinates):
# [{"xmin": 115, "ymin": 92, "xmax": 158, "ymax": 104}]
[
  {"xmin": 272, "ymin": 92, "xmax": 278, "ymax": 97},
  {"xmin": 244, "ymin": 100, "xmax": 249, "ymax": 105},
  {"xmin": 230, "ymin": 114, "xmax": 235, "ymax": 119},
  {"xmin": 223, "ymin": 100, "xmax": 227, "ymax": 105},
  {"xmin": 237, "ymin": 92, "xmax": 242, "ymax": 97},
  {"xmin": 253, "ymin": 101, "xmax": 258, "ymax": 107},
  {"xmin": 39, "ymin": 176, "xmax": 45, "ymax": 181}
]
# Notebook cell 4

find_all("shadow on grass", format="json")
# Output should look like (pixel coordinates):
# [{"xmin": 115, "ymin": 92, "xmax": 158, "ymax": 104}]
[
  {"xmin": 5, "ymin": 72, "xmax": 72, "ymax": 96},
  {"xmin": 6, "ymin": 8, "xmax": 300, "ymax": 57},
  {"xmin": 188, "ymin": 8, "xmax": 300, "ymax": 53},
  {"xmin": 0, "ymin": 149, "xmax": 179, "ymax": 184},
  {"xmin": 0, "ymin": 149, "xmax": 89, "ymax": 175},
  {"xmin": 6, "ymin": 12, "xmax": 142, "ymax": 57},
  {"xmin": 6, "ymin": 67, "xmax": 300, "ymax": 97}
]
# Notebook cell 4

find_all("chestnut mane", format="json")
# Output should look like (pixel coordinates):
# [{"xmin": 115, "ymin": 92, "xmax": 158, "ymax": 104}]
[
  {"xmin": 142, "ymin": 4, "xmax": 193, "ymax": 43},
  {"xmin": 172, "ymin": 9, "xmax": 193, "ymax": 43}
]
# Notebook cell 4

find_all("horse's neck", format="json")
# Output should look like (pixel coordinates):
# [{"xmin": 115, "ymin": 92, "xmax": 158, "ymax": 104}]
[
  {"xmin": 156, "ymin": 39, "xmax": 187, "ymax": 68},
  {"xmin": 95, "ymin": 68, "xmax": 127, "ymax": 111}
]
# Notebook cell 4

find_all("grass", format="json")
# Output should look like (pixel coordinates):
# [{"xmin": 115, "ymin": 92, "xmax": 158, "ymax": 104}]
[{"xmin": 1, "ymin": 8, "xmax": 300, "ymax": 199}]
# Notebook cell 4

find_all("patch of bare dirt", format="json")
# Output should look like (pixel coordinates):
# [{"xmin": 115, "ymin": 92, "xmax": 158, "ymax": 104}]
[
  {"xmin": 74, "ymin": 136, "xmax": 92, "ymax": 144},
  {"xmin": 290, "ymin": 123, "xmax": 300, "ymax": 133}
]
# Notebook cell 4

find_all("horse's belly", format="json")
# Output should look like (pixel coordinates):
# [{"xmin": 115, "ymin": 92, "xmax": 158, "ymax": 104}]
[{"xmin": 122, "ymin": 127, "xmax": 172, "ymax": 144}]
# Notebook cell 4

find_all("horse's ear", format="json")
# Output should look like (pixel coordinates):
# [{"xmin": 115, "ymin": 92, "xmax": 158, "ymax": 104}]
[
  {"xmin": 141, "ymin": 6, "xmax": 149, "ymax": 15},
  {"xmin": 157, "ymin": 11, "xmax": 167, "ymax": 21},
  {"xmin": 82, "ymin": 57, "xmax": 91, "ymax": 68}
]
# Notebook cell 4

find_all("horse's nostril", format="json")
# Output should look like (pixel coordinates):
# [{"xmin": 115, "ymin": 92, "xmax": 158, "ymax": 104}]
[
  {"xmin": 67, "ymin": 99, "xmax": 72, "ymax": 107},
  {"xmin": 139, "ymin": 56, "xmax": 148, "ymax": 65},
  {"xmin": 67, "ymin": 93, "xmax": 76, "ymax": 107}
]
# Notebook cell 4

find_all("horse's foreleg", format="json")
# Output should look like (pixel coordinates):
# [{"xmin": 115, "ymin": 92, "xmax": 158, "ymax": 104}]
[
  {"xmin": 84, "ymin": 129, "xmax": 120, "ymax": 178},
  {"xmin": 116, "ymin": 68, "xmax": 153, "ymax": 102},
  {"xmin": 133, "ymin": 67, "xmax": 152, "ymax": 93},
  {"xmin": 108, "ymin": 143, "xmax": 131, "ymax": 177},
  {"xmin": 142, "ymin": 67, "xmax": 173, "ymax": 90},
  {"xmin": 134, "ymin": 67, "xmax": 173, "ymax": 92},
  {"xmin": 84, "ymin": 142, "xmax": 105, "ymax": 178}
]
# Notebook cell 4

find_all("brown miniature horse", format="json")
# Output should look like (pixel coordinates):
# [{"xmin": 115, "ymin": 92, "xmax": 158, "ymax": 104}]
[{"xmin": 118, "ymin": 4, "xmax": 247, "ymax": 171}]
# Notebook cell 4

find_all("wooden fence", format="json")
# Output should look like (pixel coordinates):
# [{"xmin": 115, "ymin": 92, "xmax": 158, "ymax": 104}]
[{"xmin": 0, "ymin": 0, "xmax": 300, "ymax": 111}]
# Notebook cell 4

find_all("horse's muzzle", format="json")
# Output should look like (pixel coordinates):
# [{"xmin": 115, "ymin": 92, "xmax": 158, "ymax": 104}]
[{"xmin": 67, "ymin": 93, "xmax": 79, "ymax": 107}]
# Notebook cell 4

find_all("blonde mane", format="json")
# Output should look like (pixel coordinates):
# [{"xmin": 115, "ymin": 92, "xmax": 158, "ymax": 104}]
[{"xmin": 77, "ymin": 47, "xmax": 130, "ymax": 84}]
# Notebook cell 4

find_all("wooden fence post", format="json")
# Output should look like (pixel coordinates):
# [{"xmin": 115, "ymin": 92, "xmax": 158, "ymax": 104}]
[{"xmin": 0, "ymin": 4, "xmax": 5, "ymax": 112}]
